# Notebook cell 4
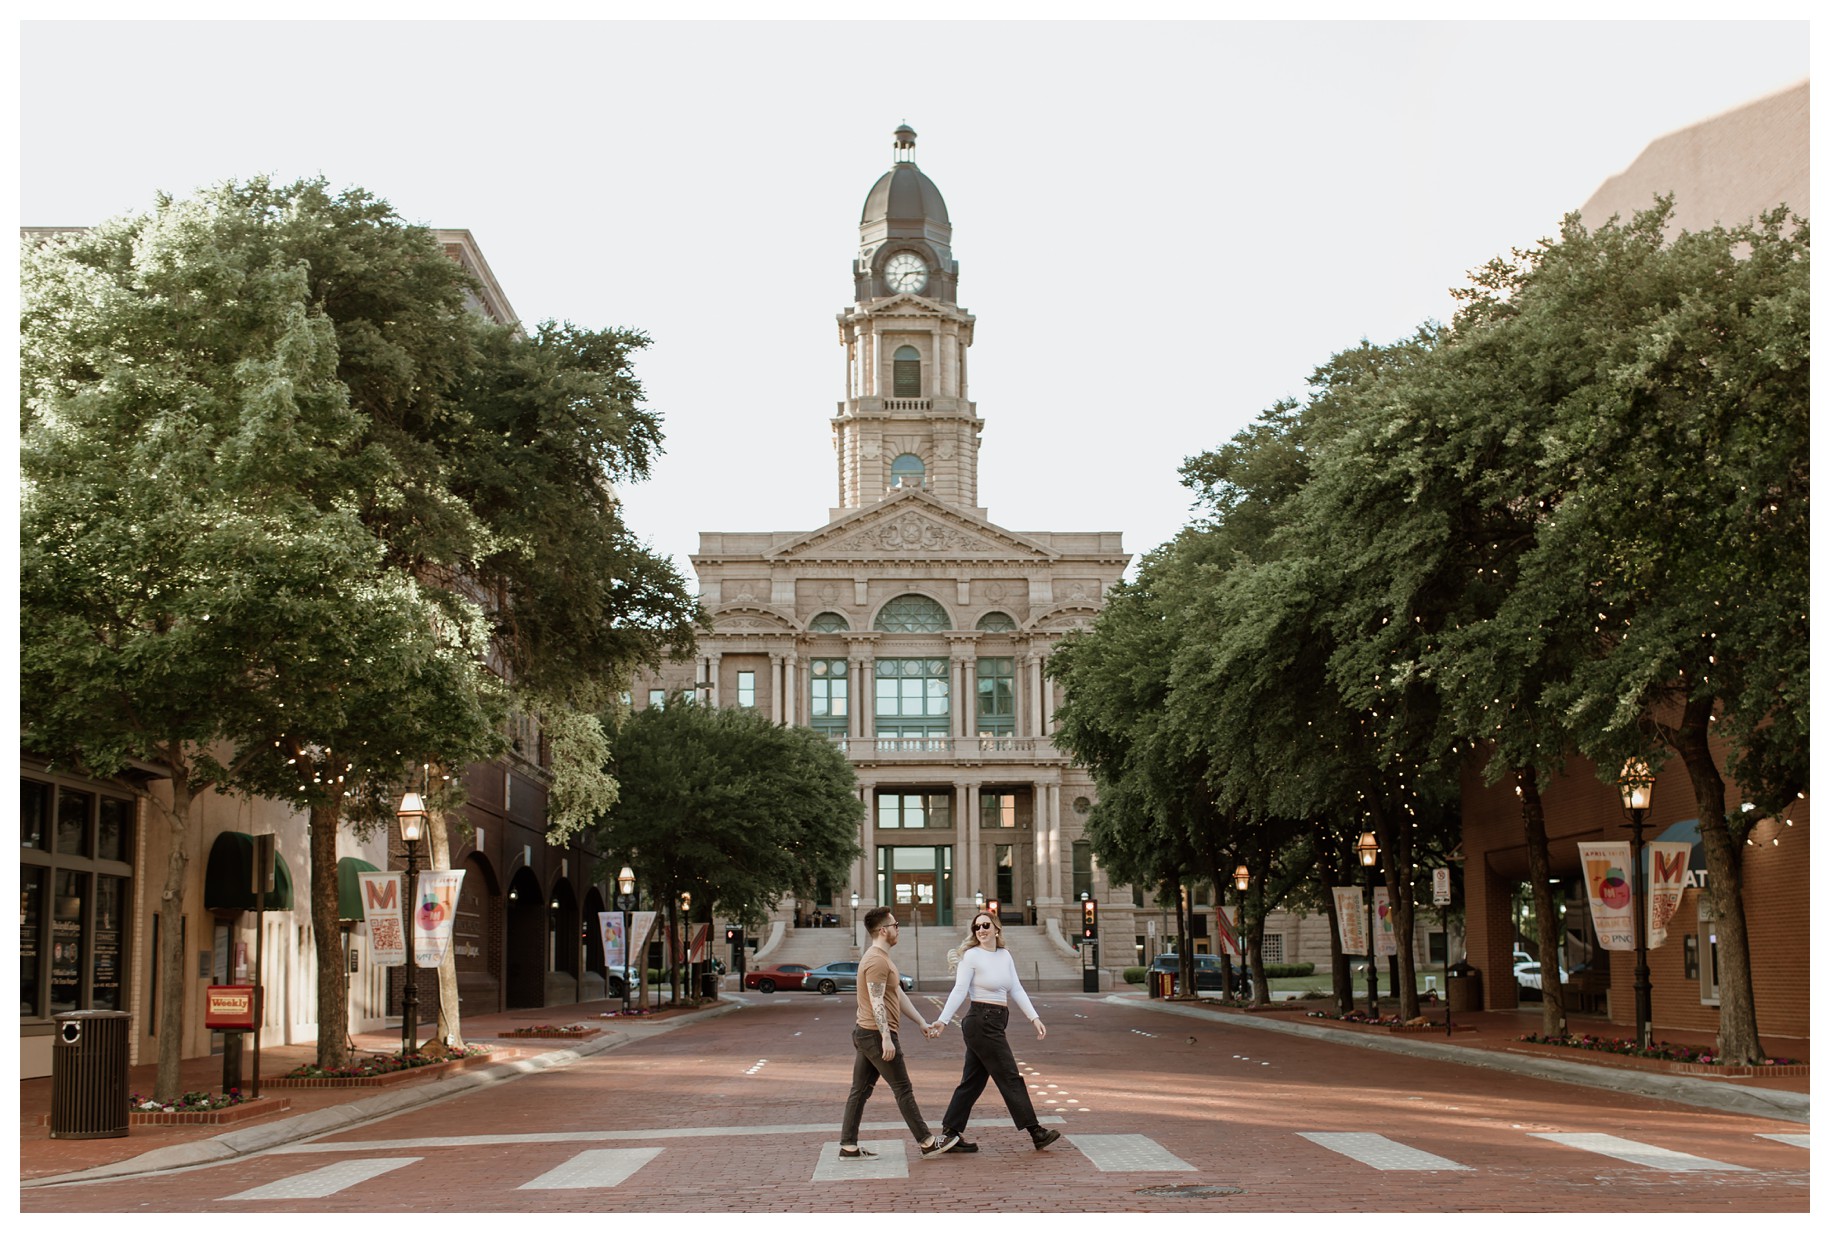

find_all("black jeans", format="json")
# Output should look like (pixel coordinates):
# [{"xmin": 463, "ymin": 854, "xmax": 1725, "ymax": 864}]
[
  {"xmin": 941, "ymin": 1002, "xmax": 1039, "ymax": 1134},
  {"xmin": 841, "ymin": 1027, "xmax": 932, "ymax": 1145}
]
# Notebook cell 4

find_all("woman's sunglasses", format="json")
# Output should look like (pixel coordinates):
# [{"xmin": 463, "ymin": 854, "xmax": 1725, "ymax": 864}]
[{"xmin": 974, "ymin": 921, "xmax": 996, "ymax": 932}]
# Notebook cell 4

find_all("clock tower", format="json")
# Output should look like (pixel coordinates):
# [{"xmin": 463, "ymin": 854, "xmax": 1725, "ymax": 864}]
[{"xmin": 834, "ymin": 124, "xmax": 983, "ymax": 515}]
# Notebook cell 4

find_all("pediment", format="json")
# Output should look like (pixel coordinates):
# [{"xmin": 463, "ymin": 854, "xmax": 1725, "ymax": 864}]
[
  {"xmin": 770, "ymin": 490, "xmax": 1058, "ymax": 562},
  {"xmin": 707, "ymin": 604, "xmax": 795, "ymax": 633}
]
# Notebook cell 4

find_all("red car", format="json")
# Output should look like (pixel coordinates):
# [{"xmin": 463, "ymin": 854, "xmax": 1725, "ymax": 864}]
[{"xmin": 743, "ymin": 963, "xmax": 812, "ymax": 993}]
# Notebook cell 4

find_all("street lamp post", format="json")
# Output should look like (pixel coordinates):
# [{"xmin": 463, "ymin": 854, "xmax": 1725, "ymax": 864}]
[
  {"xmin": 849, "ymin": 891, "xmax": 860, "ymax": 948},
  {"xmin": 1231, "ymin": 864, "xmax": 1250, "ymax": 999},
  {"xmin": 615, "ymin": 865, "xmax": 636, "ymax": 1017},
  {"xmin": 680, "ymin": 891, "xmax": 694, "ymax": 1003},
  {"xmin": 396, "ymin": 789, "xmax": 427, "ymax": 1057},
  {"xmin": 1356, "ymin": 831, "xmax": 1381, "ymax": 1018},
  {"xmin": 1618, "ymin": 759, "xmax": 1657, "ymax": 1049}
]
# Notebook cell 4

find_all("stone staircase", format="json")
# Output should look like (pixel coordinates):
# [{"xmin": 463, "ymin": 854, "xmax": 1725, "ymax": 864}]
[{"xmin": 748, "ymin": 921, "xmax": 1111, "ymax": 993}]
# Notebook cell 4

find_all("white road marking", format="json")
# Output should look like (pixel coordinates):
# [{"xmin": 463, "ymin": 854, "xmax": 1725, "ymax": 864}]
[
  {"xmin": 1070, "ymin": 1134, "xmax": 1195, "ymax": 1172},
  {"xmin": 1532, "ymin": 1132, "xmax": 1751, "ymax": 1171},
  {"xmin": 221, "ymin": 1157, "xmax": 420, "ymax": 1200},
  {"xmin": 518, "ymin": 1147, "xmax": 663, "ymax": 1189},
  {"xmin": 812, "ymin": 1140, "xmax": 907, "ymax": 1181},
  {"xmin": 744, "ymin": 1059, "xmax": 767, "ymax": 1074},
  {"xmin": 1758, "ymin": 1133, "xmax": 1809, "ymax": 1149},
  {"xmin": 1299, "ymin": 1132, "xmax": 1472, "ymax": 1171},
  {"xmin": 277, "ymin": 1116, "xmax": 1069, "ymax": 1154}
]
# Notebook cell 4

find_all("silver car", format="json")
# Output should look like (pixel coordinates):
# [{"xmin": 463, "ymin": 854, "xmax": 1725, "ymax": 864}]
[{"xmin": 802, "ymin": 961, "xmax": 915, "ymax": 995}]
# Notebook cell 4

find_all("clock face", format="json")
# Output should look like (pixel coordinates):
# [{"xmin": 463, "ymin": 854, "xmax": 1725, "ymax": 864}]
[{"xmin": 884, "ymin": 251, "xmax": 929, "ymax": 294}]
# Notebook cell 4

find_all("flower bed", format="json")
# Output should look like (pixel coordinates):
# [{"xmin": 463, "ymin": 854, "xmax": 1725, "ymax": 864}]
[
  {"xmin": 1516, "ymin": 1032, "xmax": 1806, "ymax": 1076},
  {"xmin": 268, "ymin": 1044, "xmax": 493, "ymax": 1087},
  {"xmin": 500, "ymin": 1024, "xmax": 601, "ymax": 1039}
]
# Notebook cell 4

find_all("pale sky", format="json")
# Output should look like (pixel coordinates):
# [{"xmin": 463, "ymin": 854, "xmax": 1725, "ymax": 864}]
[{"xmin": 16, "ymin": 13, "xmax": 1812, "ymax": 586}]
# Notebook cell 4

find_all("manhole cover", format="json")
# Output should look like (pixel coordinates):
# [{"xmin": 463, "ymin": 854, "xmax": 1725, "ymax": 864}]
[{"xmin": 1134, "ymin": 1184, "xmax": 1245, "ymax": 1198}]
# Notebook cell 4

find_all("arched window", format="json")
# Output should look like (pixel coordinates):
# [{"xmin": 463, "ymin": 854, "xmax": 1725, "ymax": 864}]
[
  {"xmin": 976, "ymin": 611, "xmax": 1017, "ymax": 632},
  {"xmin": 875, "ymin": 594, "xmax": 949, "ymax": 633},
  {"xmin": 893, "ymin": 345, "xmax": 921, "ymax": 398},
  {"xmin": 809, "ymin": 611, "xmax": 850, "ymax": 633},
  {"xmin": 890, "ymin": 454, "xmax": 925, "ymax": 489}
]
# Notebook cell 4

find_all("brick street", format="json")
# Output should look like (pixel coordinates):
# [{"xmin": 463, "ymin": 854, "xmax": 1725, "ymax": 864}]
[{"xmin": 19, "ymin": 991, "xmax": 1810, "ymax": 1214}]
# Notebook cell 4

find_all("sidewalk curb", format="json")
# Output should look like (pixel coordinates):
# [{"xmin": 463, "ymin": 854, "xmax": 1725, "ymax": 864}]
[
  {"xmin": 1107, "ymin": 995, "xmax": 1810, "ymax": 1124},
  {"xmin": 22, "ymin": 999, "xmax": 745, "ymax": 1189}
]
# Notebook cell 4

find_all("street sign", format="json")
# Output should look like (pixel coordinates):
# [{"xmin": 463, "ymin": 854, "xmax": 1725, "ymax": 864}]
[{"xmin": 1432, "ymin": 867, "xmax": 1452, "ymax": 906}]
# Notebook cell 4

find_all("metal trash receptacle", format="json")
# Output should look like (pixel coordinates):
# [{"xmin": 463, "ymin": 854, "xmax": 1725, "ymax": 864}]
[
  {"xmin": 51, "ymin": 1010, "xmax": 132, "ymax": 1139},
  {"xmin": 699, "ymin": 972, "xmax": 720, "ymax": 999},
  {"xmin": 1446, "ymin": 964, "xmax": 1481, "ymax": 1014}
]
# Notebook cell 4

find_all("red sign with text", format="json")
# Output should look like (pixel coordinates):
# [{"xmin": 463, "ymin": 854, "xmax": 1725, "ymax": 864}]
[{"xmin": 205, "ymin": 984, "xmax": 258, "ymax": 1030}]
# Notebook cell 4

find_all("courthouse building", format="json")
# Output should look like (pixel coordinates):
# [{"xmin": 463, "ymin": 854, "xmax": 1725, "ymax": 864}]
[{"xmin": 635, "ymin": 126, "xmax": 1137, "ymax": 959}]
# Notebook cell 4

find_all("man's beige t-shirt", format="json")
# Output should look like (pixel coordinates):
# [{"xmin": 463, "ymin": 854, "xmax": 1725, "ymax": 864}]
[{"xmin": 854, "ymin": 946, "xmax": 901, "ymax": 1033}]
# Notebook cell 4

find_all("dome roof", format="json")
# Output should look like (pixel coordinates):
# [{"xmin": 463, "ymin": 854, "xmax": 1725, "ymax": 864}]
[
  {"xmin": 860, "ymin": 125, "xmax": 950, "ymax": 228},
  {"xmin": 861, "ymin": 163, "xmax": 951, "ymax": 227}
]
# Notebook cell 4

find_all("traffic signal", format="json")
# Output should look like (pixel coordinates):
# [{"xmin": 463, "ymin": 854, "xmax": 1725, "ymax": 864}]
[
  {"xmin": 725, "ymin": 926, "xmax": 742, "ymax": 945},
  {"xmin": 1081, "ymin": 899, "xmax": 1098, "ymax": 939}
]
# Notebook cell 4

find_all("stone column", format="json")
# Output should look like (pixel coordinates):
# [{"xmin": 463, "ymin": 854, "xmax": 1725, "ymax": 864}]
[
  {"xmin": 964, "ymin": 783, "xmax": 982, "ymax": 921},
  {"xmin": 770, "ymin": 654, "xmax": 784, "ymax": 724},
  {"xmin": 848, "ymin": 652, "xmax": 864, "ymax": 740},
  {"xmin": 963, "ymin": 658, "xmax": 979, "ymax": 741},
  {"xmin": 785, "ymin": 651, "xmax": 800, "ymax": 727},
  {"xmin": 707, "ymin": 653, "xmax": 722, "ymax": 707},
  {"xmin": 860, "ymin": 657, "xmax": 876, "ymax": 739}
]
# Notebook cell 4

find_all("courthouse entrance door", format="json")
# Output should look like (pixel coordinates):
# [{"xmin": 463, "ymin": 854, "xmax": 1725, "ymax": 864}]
[{"xmin": 894, "ymin": 873, "xmax": 939, "ymax": 928}]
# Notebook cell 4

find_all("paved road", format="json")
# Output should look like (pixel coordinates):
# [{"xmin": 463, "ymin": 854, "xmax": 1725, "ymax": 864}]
[{"xmin": 21, "ymin": 992, "xmax": 1810, "ymax": 1213}]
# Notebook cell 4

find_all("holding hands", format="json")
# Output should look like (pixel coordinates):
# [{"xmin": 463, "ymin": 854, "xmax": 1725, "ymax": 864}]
[{"xmin": 923, "ymin": 1020, "xmax": 946, "ymax": 1039}]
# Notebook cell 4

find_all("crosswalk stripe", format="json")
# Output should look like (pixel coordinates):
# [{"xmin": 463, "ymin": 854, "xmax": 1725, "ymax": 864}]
[
  {"xmin": 1297, "ymin": 1132, "xmax": 1471, "ymax": 1171},
  {"xmin": 518, "ymin": 1147, "xmax": 663, "ymax": 1190},
  {"xmin": 221, "ymin": 1157, "xmax": 421, "ymax": 1201},
  {"xmin": 1757, "ymin": 1133, "xmax": 1809, "ymax": 1149},
  {"xmin": 1532, "ymin": 1132, "xmax": 1750, "ymax": 1171},
  {"xmin": 811, "ymin": 1140, "xmax": 908, "ymax": 1181},
  {"xmin": 1069, "ymin": 1134, "xmax": 1195, "ymax": 1172}
]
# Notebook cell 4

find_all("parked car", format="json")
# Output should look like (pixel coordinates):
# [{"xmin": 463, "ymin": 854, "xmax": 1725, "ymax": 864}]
[
  {"xmin": 1513, "ymin": 960, "xmax": 1568, "ymax": 995},
  {"xmin": 803, "ymin": 961, "xmax": 915, "ymax": 995},
  {"xmin": 743, "ymin": 963, "xmax": 812, "ymax": 993},
  {"xmin": 1150, "ymin": 953, "xmax": 1247, "ymax": 995}
]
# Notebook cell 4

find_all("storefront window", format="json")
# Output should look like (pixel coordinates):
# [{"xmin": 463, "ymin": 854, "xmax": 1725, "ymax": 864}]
[{"xmin": 20, "ymin": 775, "xmax": 134, "ymax": 1021}]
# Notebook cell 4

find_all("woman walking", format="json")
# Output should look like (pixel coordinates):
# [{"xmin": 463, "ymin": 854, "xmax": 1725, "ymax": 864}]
[{"xmin": 930, "ymin": 911, "xmax": 1063, "ymax": 1152}]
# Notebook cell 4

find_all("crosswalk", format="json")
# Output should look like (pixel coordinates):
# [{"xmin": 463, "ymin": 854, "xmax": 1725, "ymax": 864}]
[{"xmin": 216, "ymin": 1127, "xmax": 1806, "ymax": 1200}]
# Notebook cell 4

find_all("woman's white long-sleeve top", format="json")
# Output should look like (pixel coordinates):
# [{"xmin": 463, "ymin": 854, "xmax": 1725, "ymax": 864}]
[{"xmin": 936, "ymin": 946, "xmax": 1040, "ymax": 1024}]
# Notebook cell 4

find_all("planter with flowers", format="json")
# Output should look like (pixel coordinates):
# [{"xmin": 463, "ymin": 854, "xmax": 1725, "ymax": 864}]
[
  {"xmin": 1515, "ymin": 1032, "xmax": 1806, "ymax": 1076},
  {"xmin": 269, "ymin": 1042, "xmax": 493, "ymax": 1087},
  {"xmin": 500, "ymin": 1023, "xmax": 601, "ymax": 1039}
]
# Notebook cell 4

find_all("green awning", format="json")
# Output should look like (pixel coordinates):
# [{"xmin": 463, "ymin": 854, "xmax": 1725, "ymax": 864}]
[
  {"xmin": 337, "ymin": 856, "xmax": 382, "ymax": 922},
  {"xmin": 202, "ymin": 831, "xmax": 295, "ymax": 911}
]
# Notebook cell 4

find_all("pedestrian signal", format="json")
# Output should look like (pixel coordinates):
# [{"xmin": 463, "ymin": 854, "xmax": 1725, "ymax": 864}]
[{"xmin": 1081, "ymin": 899, "xmax": 1098, "ymax": 939}]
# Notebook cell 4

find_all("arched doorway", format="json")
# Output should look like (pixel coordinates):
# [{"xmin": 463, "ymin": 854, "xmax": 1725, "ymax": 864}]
[
  {"xmin": 546, "ymin": 877, "xmax": 580, "ymax": 1006},
  {"xmin": 504, "ymin": 866, "xmax": 545, "ymax": 1009},
  {"xmin": 582, "ymin": 885, "xmax": 608, "ymax": 982},
  {"xmin": 455, "ymin": 852, "xmax": 502, "ymax": 1016}
]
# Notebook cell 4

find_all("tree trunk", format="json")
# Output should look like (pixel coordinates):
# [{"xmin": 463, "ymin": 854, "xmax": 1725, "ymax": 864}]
[
  {"xmin": 310, "ymin": 797, "xmax": 350, "ymax": 1069},
  {"xmin": 1318, "ymin": 850, "xmax": 1351, "ymax": 1015},
  {"xmin": 666, "ymin": 900, "xmax": 681, "ymax": 1006},
  {"xmin": 151, "ymin": 756, "xmax": 195, "ymax": 1102},
  {"xmin": 1516, "ymin": 765, "xmax": 1568, "ymax": 1035},
  {"xmin": 1666, "ymin": 694, "xmax": 1764, "ymax": 1063},
  {"xmin": 1246, "ymin": 875, "xmax": 1268, "ymax": 1006},
  {"xmin": 427, "ymin": 800, "xmax": 465, "ymax": 1049},
  {"xmin": 1370, "ymin": 800, "xmax": 1420, "ymax": 1020},
  {"xmin": 1174, "ymin": 882, "xmax": 1193, "ymax": 997}
]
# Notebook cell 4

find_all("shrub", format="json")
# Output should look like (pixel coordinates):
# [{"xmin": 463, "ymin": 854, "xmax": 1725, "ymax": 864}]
[
  {"xmin": 1123, "ymin": 966, "xmax": 1147, "ymax": 985},
  {"xmin": 1260, "ymin": 963, "xmax": 1315, "ymax": 978}
]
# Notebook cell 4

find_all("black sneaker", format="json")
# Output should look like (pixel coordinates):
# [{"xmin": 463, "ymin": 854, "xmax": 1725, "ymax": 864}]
[
  {"xmin": 838, "ymin": 1145, "xmax": 877, "ymax": 1159},
  {"xmin": 1030, "ymin": 1127, "xmax": 1062, "ymax": 1151},
  {"xmin": 942, "ymin": 1130, "xmax": 979, "ymax": 1153},
  {"xmin": 921, "ymin": 1132, "xmax": 961, "ymax": 1157}
]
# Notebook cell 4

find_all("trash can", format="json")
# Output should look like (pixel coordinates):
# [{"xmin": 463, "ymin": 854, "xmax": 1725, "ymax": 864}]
[
  {"xmin": 51, "ymin": 1010, "xmax": 131, "ymax": 1139},
  {"xmin": 699, "ymin": 972, "xmax": 720, "ymax": 1000},
  {"xmin": 1446, "ymin": 963, "xmax": 1481, "ymax": 1014},
  {"xmin": 1083, "ymin": 968, "xmax": 1100, "ymax": 993}
]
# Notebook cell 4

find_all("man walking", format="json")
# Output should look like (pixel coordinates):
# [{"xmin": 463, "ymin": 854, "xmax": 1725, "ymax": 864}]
[{"xmin": 838, "ymin": 906, "xmax": 959, "ymax": 1160}]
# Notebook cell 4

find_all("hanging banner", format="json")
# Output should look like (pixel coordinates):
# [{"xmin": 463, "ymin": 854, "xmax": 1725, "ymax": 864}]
[
  {"xmin": 1646, "ymin": 841, "xmax": 1691, "ymax": 950},
  {"xmin": 1579, "ymin": 841, "xmax": 1636, "ymax": 951},
  {"xmin": 1214, "ymin": 905, "xmax": 1241, "ymax": 958},
  {"xmin": 627, "ymin": 911, "xmax": 658, "ymax": 967},
  {"xmin": 358, "ymin": 872, "xmax": 406, "ymax": 968},
  {"xmin": 689, "ymin": 922, "xmax": 710, "ymax": 964},
  {"xmin": 598, "ymin": 912, "xmax": 626, "ymax": 974},
  {"xmin": 412, "ymin": 869, "xmax": 465, "ymax": 967},
  {"xmin": 1333, "ymin": 886, "xmax": 1367, "ymax": 954},
  {"xmin": 1373, "ymin": 886, "xmax": 1399, "ymax": 957}
]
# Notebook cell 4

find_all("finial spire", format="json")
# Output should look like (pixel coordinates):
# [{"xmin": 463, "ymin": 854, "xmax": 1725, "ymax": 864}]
[{"xmin": 893, "ymin": 123, "xmax": 917, "ymax": 163}]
